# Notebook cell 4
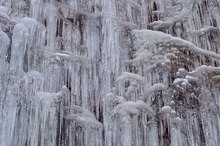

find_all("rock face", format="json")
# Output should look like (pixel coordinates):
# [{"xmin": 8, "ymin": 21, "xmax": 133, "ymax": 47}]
[{"xmin": 0, "ymin": 0, "xmax": 220, "ymax": 146}]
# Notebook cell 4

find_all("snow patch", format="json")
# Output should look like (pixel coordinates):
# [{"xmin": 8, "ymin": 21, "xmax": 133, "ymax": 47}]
[{"xmin": 116, "ymin": 72, "xmax": 144, "ymax": 83}]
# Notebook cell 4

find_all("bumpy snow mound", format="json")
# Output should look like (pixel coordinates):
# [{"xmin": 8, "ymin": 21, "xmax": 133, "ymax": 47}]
[
  {"xmin": 116, "ymin": 72, "xmax": 144, "ymax": 83},
  {"xmin": 112, "ymin": 100, "xmax": 154, "ymax": 116},
  {"xmin": 133, "ymin": 29, "xmax": 220, "ymax": 60},
  {"xmin": 64, "ymin": 105, "xmax": 103, "ymax": 128},
  {"xmin": 161, "ymin": 105, "xmax": 172, "ymax": 114}
]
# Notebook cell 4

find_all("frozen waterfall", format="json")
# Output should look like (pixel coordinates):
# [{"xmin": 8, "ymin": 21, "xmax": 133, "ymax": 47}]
[{"xmin": 1, "ymin": 0, "xmax": 220, "ymax": 146}]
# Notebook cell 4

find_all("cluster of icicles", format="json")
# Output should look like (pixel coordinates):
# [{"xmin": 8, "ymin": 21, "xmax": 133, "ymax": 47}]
[{"xmin": 1, "ymin": 0, "xmax": 220, "ymax": 146}]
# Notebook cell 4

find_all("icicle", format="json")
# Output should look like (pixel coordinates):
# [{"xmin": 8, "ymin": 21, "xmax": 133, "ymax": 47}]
[
  {"xmin": 10, "ymin": 23, "xmax": 28, "ymax": 71},
  {"xmin": 0, "ymin": 30, "xmax": 9, "ymax": 74}
]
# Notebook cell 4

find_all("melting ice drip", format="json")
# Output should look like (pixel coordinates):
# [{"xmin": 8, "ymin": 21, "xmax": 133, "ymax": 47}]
[{"xmin": 1, "ymin": 0, "xmax": 220, "ymax": 146}]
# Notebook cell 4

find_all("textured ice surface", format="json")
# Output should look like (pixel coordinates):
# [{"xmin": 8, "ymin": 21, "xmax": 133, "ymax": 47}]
[{"xmin": 1, "ymin": 0, "xmax": 220, "ymax": 146}]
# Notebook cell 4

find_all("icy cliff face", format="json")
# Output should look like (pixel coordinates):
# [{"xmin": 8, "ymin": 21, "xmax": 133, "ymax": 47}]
[{"xmin": 1, "ymin": 0, "xmax": 220, "ymax": 146}]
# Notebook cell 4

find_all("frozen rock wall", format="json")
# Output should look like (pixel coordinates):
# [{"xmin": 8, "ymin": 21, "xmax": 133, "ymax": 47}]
[{"xmin": 0, "ymin": 0, "xmax": 220, "ymax": 146}]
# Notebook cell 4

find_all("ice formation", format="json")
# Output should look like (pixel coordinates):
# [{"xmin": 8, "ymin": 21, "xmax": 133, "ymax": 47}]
[{"xmin": 1, "ymin": 0, "xmax": 220, "ymax": 146}]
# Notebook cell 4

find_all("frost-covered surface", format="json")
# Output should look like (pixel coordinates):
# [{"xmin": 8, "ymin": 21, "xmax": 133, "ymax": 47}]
[{"xmin": 1, "ymin": 0, "xmax": 220, "ymax": 146}]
